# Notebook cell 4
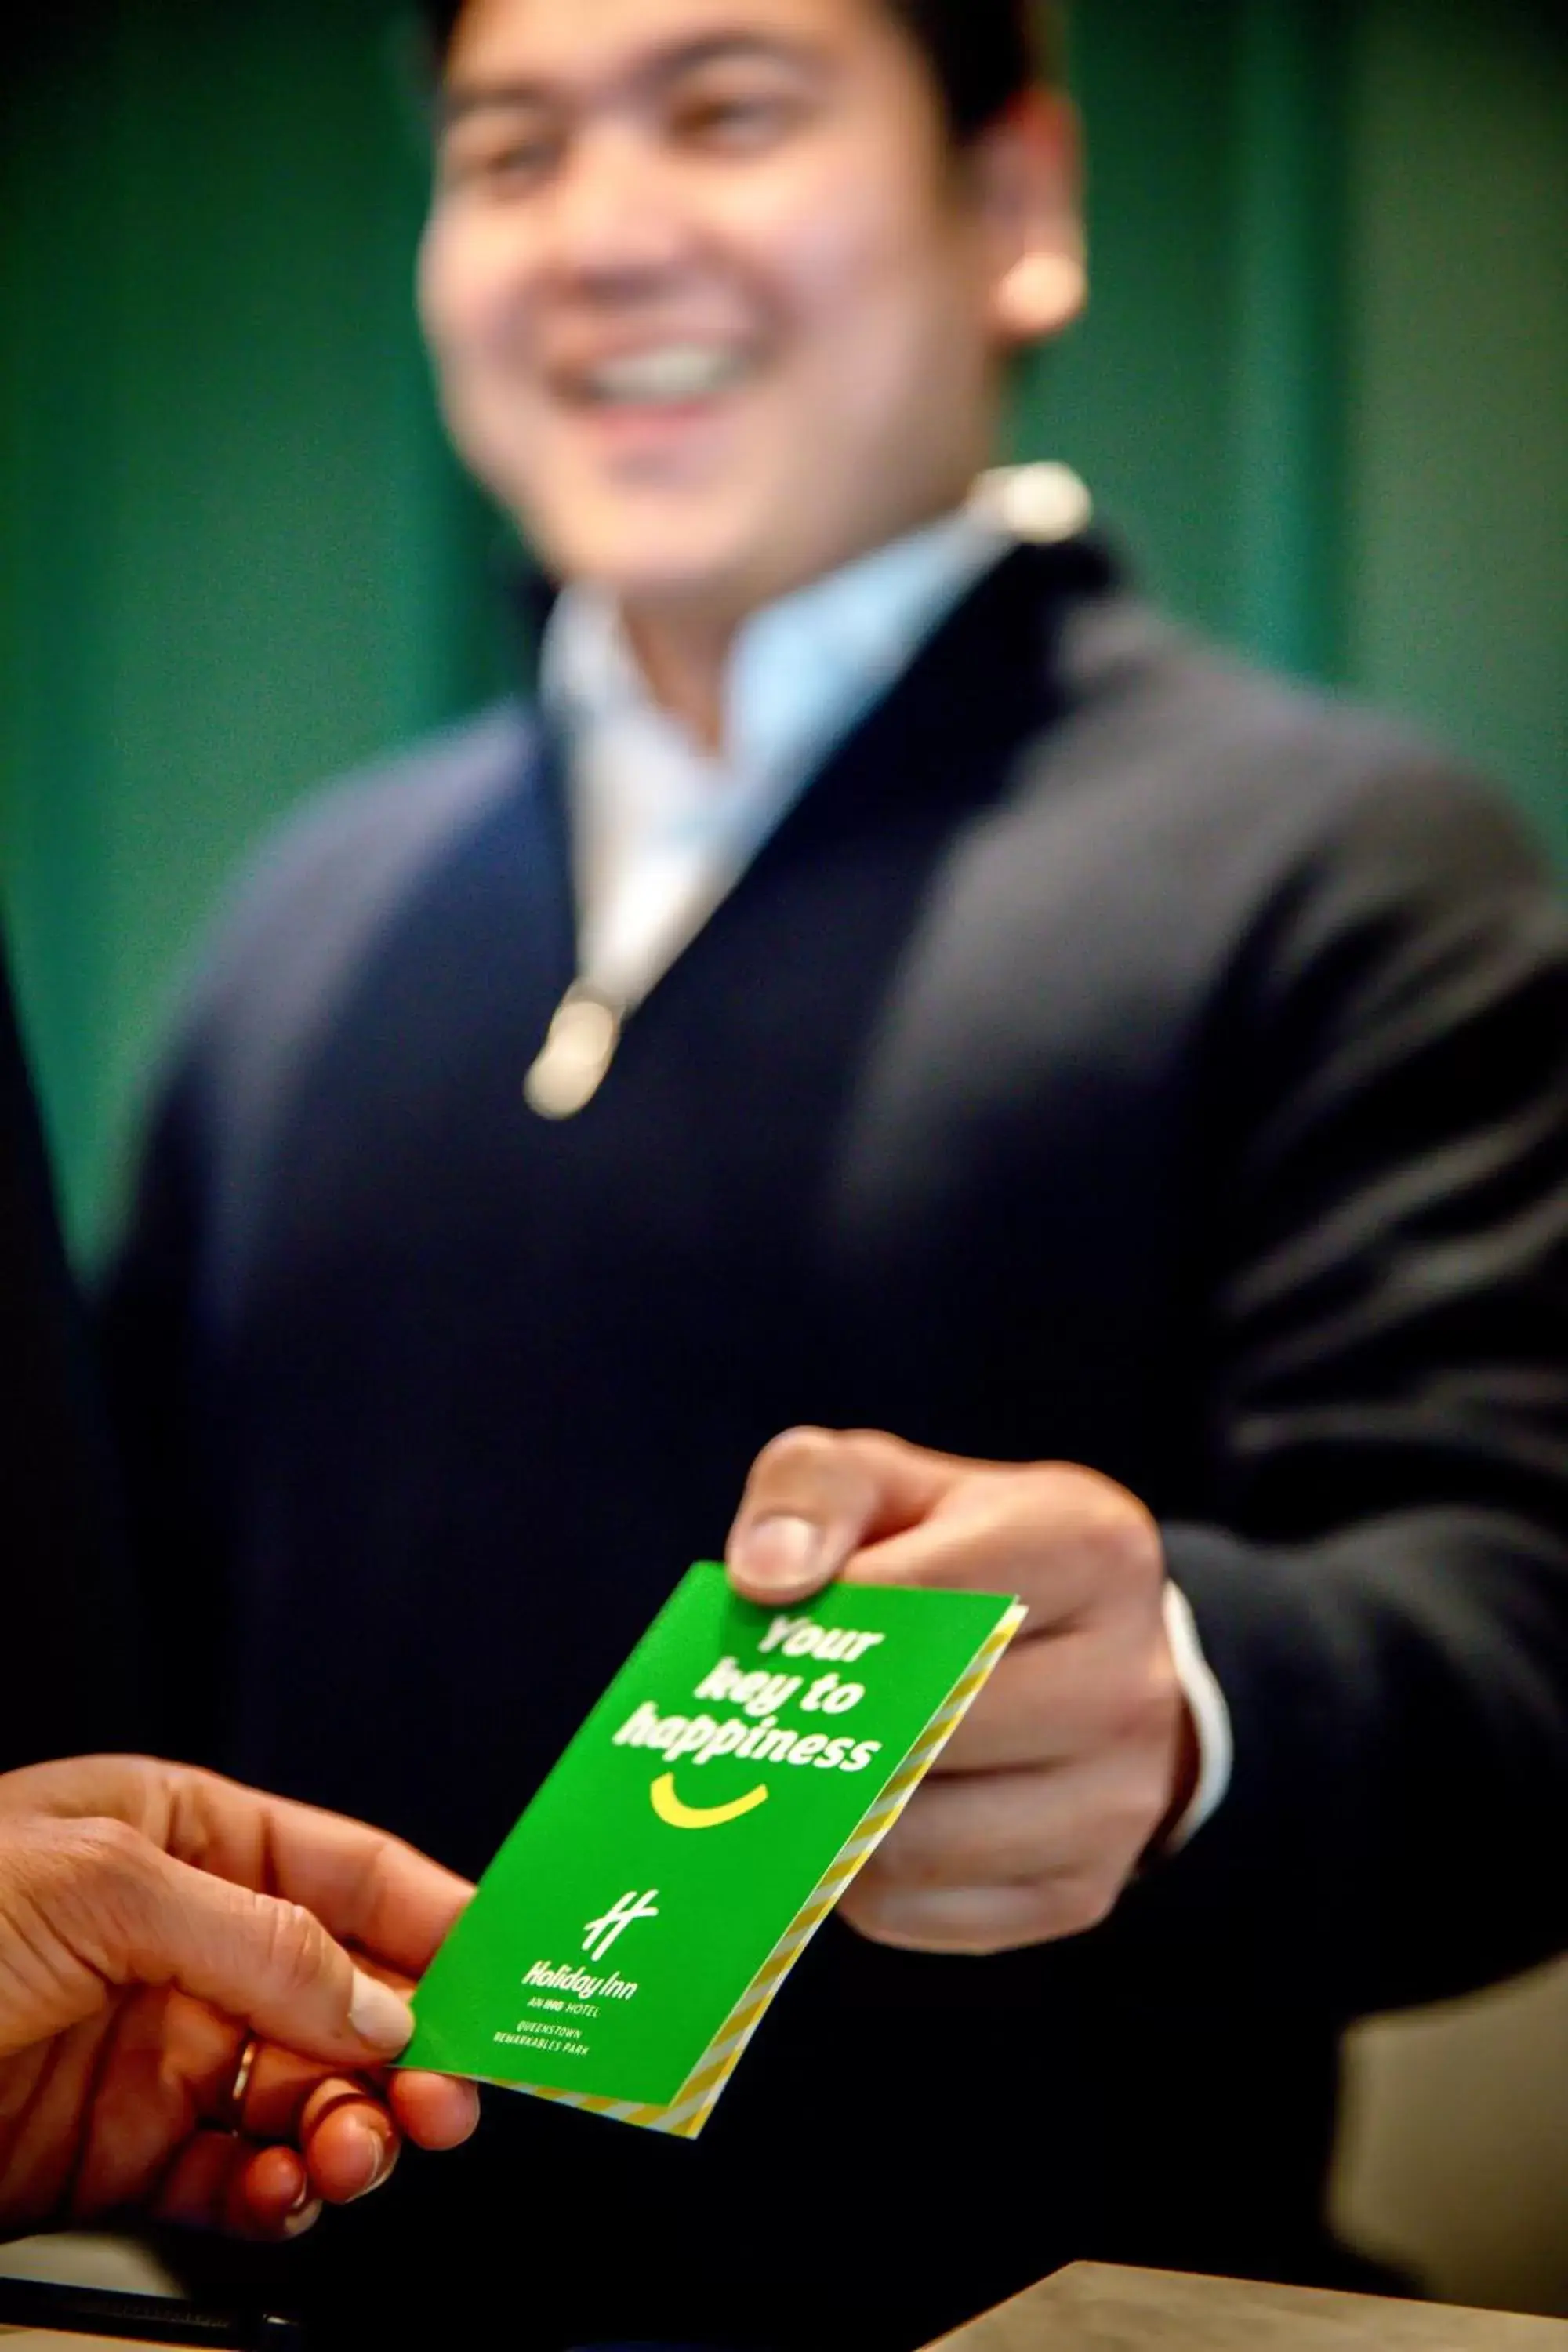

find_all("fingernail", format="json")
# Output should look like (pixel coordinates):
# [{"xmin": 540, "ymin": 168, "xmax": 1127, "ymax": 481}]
[
  {"xmin": 733, "ymin": 1514, "xmax": 824, "ymax": 1594},
  {"xmin": 287, "ymin": 2176, "xmax": 313, "ymax": 2218},
  {"xmin": 349, "ymin": 1969, "xmax": 415, "ymax": 2056},
  {"xmin": 346, "ymin": 2120, "xmax": 394, "ymax": 2202},
  {"xmin": 284, "ymin": 2198, "xmax": 323, "ymax": 2240}
]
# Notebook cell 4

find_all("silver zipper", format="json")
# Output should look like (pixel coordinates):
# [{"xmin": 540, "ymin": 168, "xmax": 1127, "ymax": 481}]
[{"xmin": 524, "ymin": 983, "xmax": 626, "ymax": 1121}]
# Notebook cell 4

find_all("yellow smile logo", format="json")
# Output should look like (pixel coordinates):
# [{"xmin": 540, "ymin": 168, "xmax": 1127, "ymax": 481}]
[{"xmin": 649, "ymin": 1773, "xmax": 770, "ymax": 1831}]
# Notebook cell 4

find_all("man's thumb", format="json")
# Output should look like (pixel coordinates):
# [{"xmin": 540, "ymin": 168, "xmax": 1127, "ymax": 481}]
[
  {"xmin": 728, "ymin": 1428, "xmax": 956, "ymax": 1602},
  {"xmin": 85, "ymin": 1828, "xmax": 414, "ymax": 2063}
]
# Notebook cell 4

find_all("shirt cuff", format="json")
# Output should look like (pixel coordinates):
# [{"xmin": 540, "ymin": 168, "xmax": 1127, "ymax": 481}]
[{"xmin": 1160, "ymin": 1580, "xmax": 1234, "ymax": 1851}]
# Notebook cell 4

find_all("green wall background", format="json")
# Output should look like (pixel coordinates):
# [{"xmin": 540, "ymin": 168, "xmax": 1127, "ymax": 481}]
[{"xmin": 3, "ymin": 0, "xmax": 1566, "ymax": 1247}]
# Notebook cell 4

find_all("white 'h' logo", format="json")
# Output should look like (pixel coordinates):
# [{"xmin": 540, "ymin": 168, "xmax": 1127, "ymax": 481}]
[{"xmin": 582, "ymin": 1888, "xmax": 661, "ymax": 1962}]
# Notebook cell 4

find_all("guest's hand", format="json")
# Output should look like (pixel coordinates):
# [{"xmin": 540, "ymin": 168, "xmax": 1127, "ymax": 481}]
[
  {"xmin": 728, "ymin": 1430, "xmax": 1197, "ymax": 1953},
  {"xmin": 0, "ymin": 1756, "xmax": 478, "ymax": 2241}
]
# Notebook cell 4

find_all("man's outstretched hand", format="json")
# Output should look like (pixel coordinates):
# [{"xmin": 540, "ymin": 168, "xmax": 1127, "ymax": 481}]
[
  {"xmin": 728, "ymin": 1429, "xmax": 1199, "ymax": 1954},
  {"xmin": 0, "ymin": 1756, "xmax": 478, "ymax": 2242}
]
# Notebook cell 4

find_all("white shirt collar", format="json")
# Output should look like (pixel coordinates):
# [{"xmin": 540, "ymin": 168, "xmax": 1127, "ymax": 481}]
[
  {"xmin": 541, "ymin": 506, "xmax": 1012, "ymax": 806},
  {"xmin": 537, "ymin": 503, "xmax": 1045, "ymax": 1009}
]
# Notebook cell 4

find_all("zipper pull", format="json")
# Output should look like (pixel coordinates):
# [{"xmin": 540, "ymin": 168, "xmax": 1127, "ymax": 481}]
[{"xmin": 524, "ymin": 984, "xmax": 625, "ymax": 1121}]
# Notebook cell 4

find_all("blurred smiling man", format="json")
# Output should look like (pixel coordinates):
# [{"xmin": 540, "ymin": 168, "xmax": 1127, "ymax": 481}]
[
  {"xmin": 420, "ymin": 0, "xmax": 1083, "ymax": 713},
  {"xmin": 104, "ymin": 0, "xmax": 1568, "ymax": 2346}
]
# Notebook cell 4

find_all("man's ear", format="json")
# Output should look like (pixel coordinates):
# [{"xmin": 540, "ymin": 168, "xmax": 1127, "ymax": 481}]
[{"xmin": 972, "ymin": 89, "xmax": 1087, "ymax": 347}]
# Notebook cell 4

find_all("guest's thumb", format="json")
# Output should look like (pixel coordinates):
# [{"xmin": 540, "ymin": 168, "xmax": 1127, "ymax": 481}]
[{"xmin": 68, "ymin": 1824, "xmax": 415, "ymax": 2064}]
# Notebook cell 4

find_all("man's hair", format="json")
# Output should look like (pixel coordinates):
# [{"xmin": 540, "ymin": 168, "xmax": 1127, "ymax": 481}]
[{"xmin": 417, "ymin": 2, "xmax": 1063, "ymax": 141}]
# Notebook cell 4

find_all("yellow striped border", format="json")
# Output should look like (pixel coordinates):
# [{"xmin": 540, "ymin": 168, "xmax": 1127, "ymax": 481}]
[{"xmin": 503, "ymin": 1599, "xmax": 1027, "ymax": 2140}]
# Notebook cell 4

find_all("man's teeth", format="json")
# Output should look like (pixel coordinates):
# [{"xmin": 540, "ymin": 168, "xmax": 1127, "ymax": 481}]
[{"xmin": 583, "ymin": 346, "xmax": 750, "ymax": 405}]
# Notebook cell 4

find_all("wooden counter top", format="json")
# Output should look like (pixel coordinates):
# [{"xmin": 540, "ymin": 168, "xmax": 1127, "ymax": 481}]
[{"xmin": 933, "ymin": 2265, "xmax": 1568, "ymax": 2352}]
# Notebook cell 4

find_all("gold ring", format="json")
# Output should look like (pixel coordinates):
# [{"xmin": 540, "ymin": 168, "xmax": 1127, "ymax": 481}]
[{"xmin": 219, "ymin": 2034, "xmax": 262, "ymax": 2134}]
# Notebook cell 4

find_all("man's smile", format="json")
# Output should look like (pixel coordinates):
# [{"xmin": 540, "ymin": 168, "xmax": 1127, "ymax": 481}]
[{"xmin": 565, "ymin": 340, "xmax": 760, "ymax": 408}]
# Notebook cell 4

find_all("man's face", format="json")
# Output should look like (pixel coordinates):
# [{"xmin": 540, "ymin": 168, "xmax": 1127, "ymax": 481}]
[{"xmin": 419, "ymin": 0, "xmax": 1074, "ymax": 619}]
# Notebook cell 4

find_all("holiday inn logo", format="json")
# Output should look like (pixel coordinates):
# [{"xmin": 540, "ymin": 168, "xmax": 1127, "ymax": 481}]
[
  {"xmin": 583, "ymin": 1887, "xmax": 661, "ymax": 1962},
  {"xmin": 513, "ymin": 1889, "xmax": 662, "ymax": 2012},
  {"xmin": 521, "ymin": 1957, "xmax": 640, "ymax": 2003}
]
